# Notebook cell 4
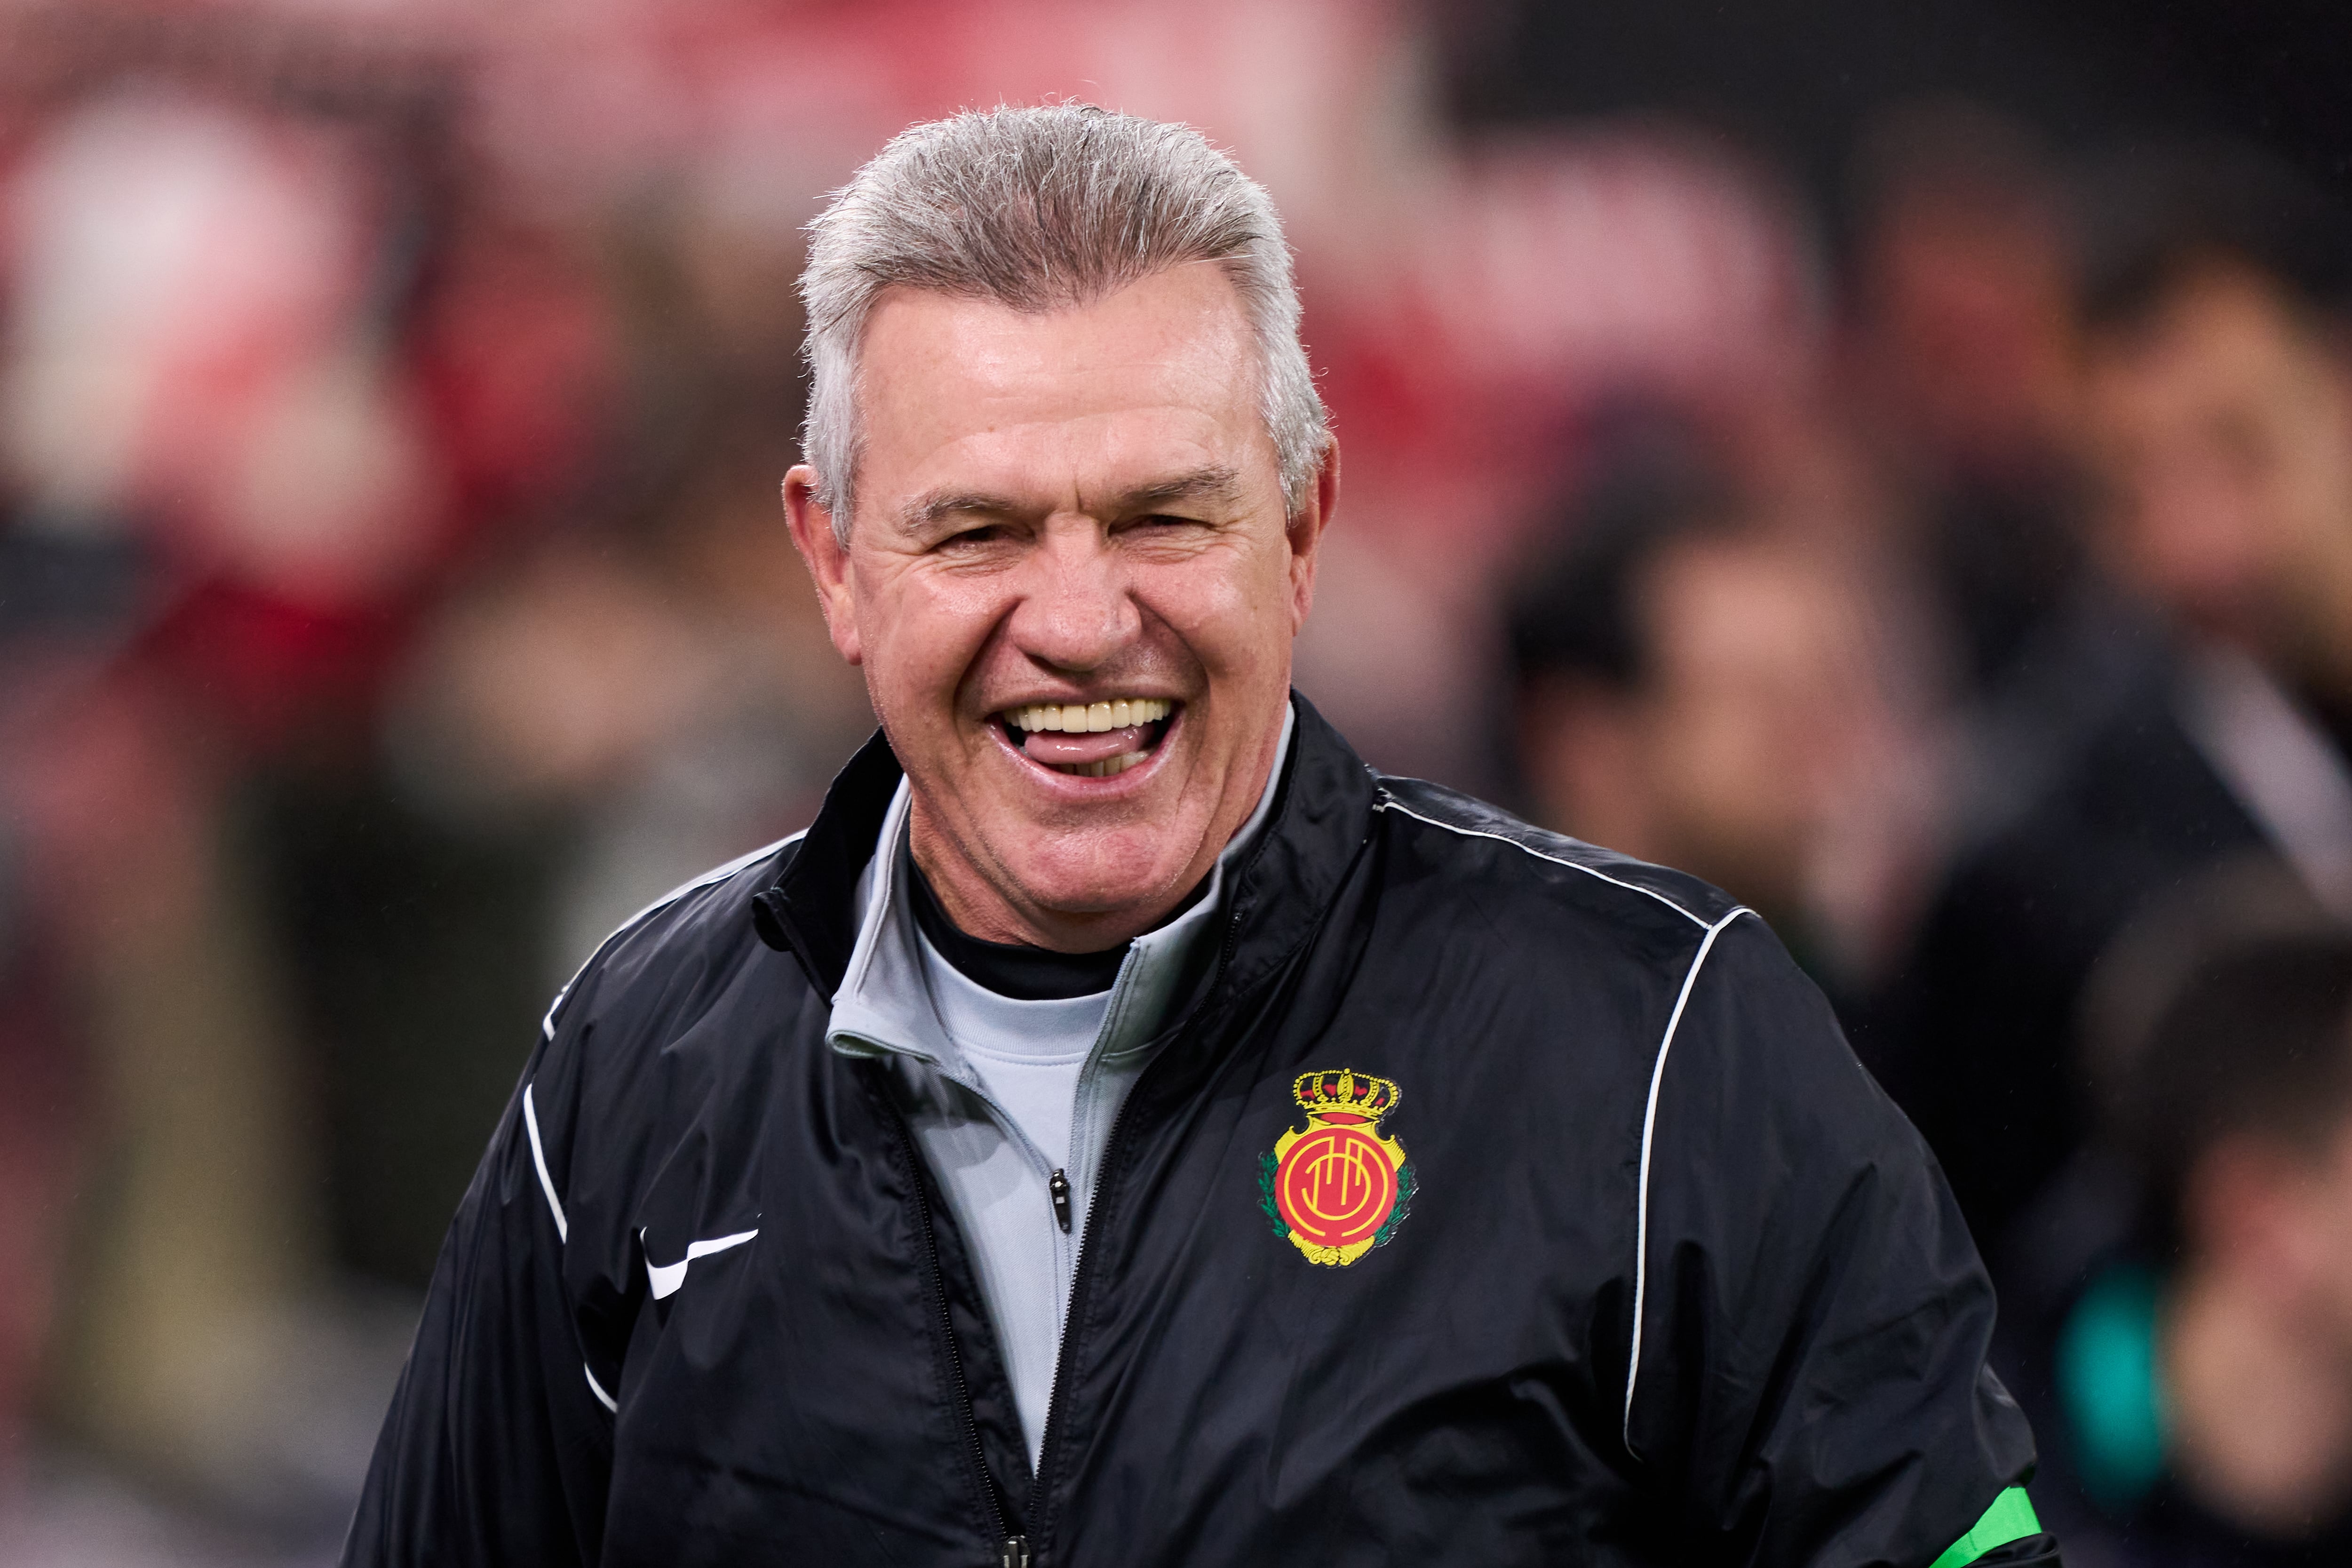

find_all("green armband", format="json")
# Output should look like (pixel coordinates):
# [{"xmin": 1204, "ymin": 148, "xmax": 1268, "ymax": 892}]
[{"xmin": 1928, "ymin": 1487, "xmax": 2041, "ymax": 1568}]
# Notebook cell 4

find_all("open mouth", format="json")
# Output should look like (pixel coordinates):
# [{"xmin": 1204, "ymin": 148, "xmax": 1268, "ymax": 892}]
[{"xmin": 998, "ymin": 697, "xmax": 1177, "ymax": 778}]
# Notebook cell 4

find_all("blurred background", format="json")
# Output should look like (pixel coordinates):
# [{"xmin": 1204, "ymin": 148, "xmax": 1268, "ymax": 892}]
[{"xmin": 5, "ymin": 0, "xmax": 2352, "ymax": 1563}]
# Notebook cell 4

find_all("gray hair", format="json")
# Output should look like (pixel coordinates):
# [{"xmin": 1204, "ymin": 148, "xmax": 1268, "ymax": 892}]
[{"xmin": 798, "ymin": 103, "xmax": 1329, "ymax": 541}]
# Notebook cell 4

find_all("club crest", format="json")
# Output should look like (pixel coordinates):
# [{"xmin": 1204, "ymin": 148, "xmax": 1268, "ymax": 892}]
[{"xmin": 1257, "ymin": 1068, "xmax": 1416, "ymax": 1266}]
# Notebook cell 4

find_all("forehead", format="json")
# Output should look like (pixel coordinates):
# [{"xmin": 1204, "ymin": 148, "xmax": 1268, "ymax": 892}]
[
  {"xmin": 2092, "ymin": 268, "xmax": 2320, "ymax": 408},
  {"xmin": 1648, "ymin": 538, "xmax": 1863, "ymax": 673},
  {"xmin": 853, "ymin": 264, "xmax": 1276, "ymax": 509}
]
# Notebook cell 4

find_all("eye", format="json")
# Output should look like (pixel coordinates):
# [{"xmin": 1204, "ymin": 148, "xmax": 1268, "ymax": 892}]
[{"xmin": 938, "ymin": 522, "xmax": 1010, "ymax": 550}]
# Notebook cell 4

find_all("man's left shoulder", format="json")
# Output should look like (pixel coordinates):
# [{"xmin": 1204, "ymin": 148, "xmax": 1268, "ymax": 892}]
[
  {"xmin": 1367, "ymin": 777, "xmax": 1843, "ymax": 1063},
  {"xmin": 1360, "ymin": 776, "xmax": 1883, "ymax": 1163},
  {"xmin": 1372, "ymin": 775, "xmax": 1745, "ymax": 943}
]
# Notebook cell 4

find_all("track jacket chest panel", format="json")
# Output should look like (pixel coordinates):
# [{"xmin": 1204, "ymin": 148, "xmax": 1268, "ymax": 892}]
[{"xmin": 1032, "ymin": 786, "xmax": 1732, "ymax": 1566}]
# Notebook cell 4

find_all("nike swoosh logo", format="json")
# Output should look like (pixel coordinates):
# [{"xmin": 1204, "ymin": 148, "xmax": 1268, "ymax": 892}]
[{"xmin": 642, "ymin": 1227, "xmax": 760, "ymax": 1299}]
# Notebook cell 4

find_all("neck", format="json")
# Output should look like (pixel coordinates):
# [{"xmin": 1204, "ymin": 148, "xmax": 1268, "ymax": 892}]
[
  {"xmin": 909, "ymin": 857, "xmax": 1132, "ymax": 995},
  {"xmin": 2164, "ymin": 1258, "xmax": 2352, "ymax": 1536}
]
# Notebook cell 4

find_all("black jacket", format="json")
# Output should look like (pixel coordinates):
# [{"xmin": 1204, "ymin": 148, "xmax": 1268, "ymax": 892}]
[{"xmin": 347, "ymin": 697, "xmax": 2043, "ymax": 1566}]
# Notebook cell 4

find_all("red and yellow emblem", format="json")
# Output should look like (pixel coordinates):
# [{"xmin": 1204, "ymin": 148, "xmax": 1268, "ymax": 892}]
[{"xmin": 1257, "ymin": 1069, "xmax": 1416, "ymax": 1266}]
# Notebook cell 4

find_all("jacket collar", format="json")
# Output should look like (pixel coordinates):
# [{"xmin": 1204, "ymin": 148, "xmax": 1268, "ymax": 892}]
[
  {"xmin": 751, "ymin": 692, "xmax": 1380, "ymax": 1005},
  {"xmin": 749, "ymin": 723, "xmax": 903, "ymax": 991}
]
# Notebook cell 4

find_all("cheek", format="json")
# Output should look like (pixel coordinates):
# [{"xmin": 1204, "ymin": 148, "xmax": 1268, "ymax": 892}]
[
  {"xmin": 2276, "ymin": 441, "xmax": 2352, "ymax": 553},
  {"xmin": 854, "ymin": 571, "xmax": 1000, "ymax": 714},
  {"xmin": 1143, "ymin": 548, "xmax": 1295, "ymax": 669}
]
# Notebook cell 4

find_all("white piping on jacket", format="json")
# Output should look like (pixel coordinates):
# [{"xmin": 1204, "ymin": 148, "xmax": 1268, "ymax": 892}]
[
  {"xmin": 1622, "ymin": 906, "xmax": 1751, "ymax": 1454},
  {"xmin": 1375, "ymin": 796, "xmax": 1710, "ymax": 930},
  {"xmin": 526, "ymin": 832, "xmax": 807, "ymax": 1424},
  {"xmin": 583, "ymin": 1362, "xmax": 619, "ymax": 1413},
  {"xmin": 541, "ymin": 830, "xmax": 809, "ymax": 1040},
  {"xmin": 524, "ymin": 831, "xmax": 810, "ymax": 1240},
  {"xmin": 523, "ymin": 1082, "xmax": 567, "ymax": 1244}
]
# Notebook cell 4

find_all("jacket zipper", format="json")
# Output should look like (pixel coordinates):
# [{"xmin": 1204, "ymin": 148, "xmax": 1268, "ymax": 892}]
[
  {"xmin": 1022, "ymin": 891, "xmax": 1255, "ymax": 1555},
  {"xmin": 1022, "ymin": 810, "xmax": 1375, "ymax": 1559},
  {"xmin": 882, "ymin": 1093, "xmax": 1022, "ymax": 1567}
]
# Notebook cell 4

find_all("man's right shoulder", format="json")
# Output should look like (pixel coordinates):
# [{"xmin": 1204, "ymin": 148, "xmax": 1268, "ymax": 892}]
[
  {"xmin": 568, "ymin": 831, "xmax": 809, "ymax": 1002},
  {"xmin": 517, "ymin": 830, "xmax": 828, "ymax": 1205},
  {"xmin": 539, "ymin": 831, "xmax": 820, "ymax": 1079}
]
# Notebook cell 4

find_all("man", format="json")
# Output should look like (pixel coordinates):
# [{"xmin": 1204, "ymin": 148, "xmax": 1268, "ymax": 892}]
[
  {"xmin": 346, "ymin": 105, "xmax": 2052, "ymax": 1567},
  {"xmin": 1874, "ymin": 145, "xmax": 2352, "ymax": 1258},
  {"xmin": 2019, "ymin": 871, "xmax": 2352, "ymax": 1565}
]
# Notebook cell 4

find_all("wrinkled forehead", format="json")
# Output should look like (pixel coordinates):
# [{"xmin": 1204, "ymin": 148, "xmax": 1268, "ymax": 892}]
[{"xmin": 851, "ymin": 267, "xmax": 1280, "ymax": 516}]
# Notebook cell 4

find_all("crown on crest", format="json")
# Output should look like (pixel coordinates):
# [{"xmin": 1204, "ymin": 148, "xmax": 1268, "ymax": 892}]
[{"xmin": 1292, "ymin": 1069, "xmax": 1400, "ymax": 1124}]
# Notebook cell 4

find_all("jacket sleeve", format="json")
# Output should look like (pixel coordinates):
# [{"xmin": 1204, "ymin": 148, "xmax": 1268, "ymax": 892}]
[
  {"xmin": 341, "ymin": 998, "xmax": 618, "ymax": 1567},
  {"xmin": 1622, "ymin": 913, "xmax": 2050, "ymax": 1568}
]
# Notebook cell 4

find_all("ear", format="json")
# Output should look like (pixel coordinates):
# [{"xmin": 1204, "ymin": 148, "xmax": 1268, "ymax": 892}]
[
  {"xmin": 1285, "ymin": 438, "xmax": 1341, "ymax": 634},
  {"xmin": 784, "ymin": 465, "xmax": 864, "ymax": 666}
]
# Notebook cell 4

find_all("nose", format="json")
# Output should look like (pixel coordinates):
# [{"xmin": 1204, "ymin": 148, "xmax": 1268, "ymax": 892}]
[{"xmin": 1005, "ymin": 518, "xmax": 1143, "ymax": 673}]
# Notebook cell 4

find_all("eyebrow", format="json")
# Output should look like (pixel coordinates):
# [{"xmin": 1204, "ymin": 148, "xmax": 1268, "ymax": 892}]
[
  {"xmin": 1114, "ymin": 465, "xmax": 1246, "ymax": 515},
  {"xmin": 896, "ymin": 490, "xmax": 1025, "ymax": 536},
  {"xmin": 895, "ymin": 464, "xmax": 1248, "ymax": 537}
]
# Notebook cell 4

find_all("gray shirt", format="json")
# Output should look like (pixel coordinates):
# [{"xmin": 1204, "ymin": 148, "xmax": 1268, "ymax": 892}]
[{"xmin": 825, "ymin": 707, "xmax": 1294, "ymax": 1465}]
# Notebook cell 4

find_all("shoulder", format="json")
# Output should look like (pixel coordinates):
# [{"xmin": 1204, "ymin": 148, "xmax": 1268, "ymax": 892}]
[
  {"xmin": 469, "ymin": 835, "xmax": 816, "ymax": 1321},
  {"xmin": 556, "ymin": 832, "xmax": 810, "ymax": 1025},
  {"xmin": 1371, "ymin": 774, "xmax": 1745, "ymax": 939},
  {"xmin": 1367, "ymin": 779, "xmax": 1879, "ymax": 1133},
  {"xmin": 530, "ymin": 832, "xmax": 814, "ymax": 1136},
  {"xmin": 510, "ymin": 832, "xmax": 819, "ymax": 1258},
  {"xmin": 1361, "ymin": 776, "xmax": 1785, "ymax": 1107}
]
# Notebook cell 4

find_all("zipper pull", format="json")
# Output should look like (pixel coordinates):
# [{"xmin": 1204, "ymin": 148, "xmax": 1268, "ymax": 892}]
[
  {"xmin": 1048, "ymin": 1169, "xmax": 1072, "ymax": 1233},
  {"xmin": 1000, "ymin": 1535, "xmax": 1031, "ymax": 1568}
]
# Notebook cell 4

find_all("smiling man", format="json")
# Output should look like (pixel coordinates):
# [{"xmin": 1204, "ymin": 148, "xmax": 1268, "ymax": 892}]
[
  {"xmin": 797, "ymin": 256, "xmax": 1312, "ymax": 958},
  {"xmin": 346, "ymin": 106, "xmax": 2056, "ymax": 1568}
]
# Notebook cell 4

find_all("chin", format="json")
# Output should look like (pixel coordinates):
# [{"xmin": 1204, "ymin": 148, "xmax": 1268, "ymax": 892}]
[{"xmin": 996, "ymin": 824, "xmax": 1201, "ymax": 923}]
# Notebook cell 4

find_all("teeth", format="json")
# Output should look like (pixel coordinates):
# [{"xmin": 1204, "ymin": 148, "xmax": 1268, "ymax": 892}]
[{"xmin": 1004, "ymin": 697, "xmax": 1172, "ymax": 733}]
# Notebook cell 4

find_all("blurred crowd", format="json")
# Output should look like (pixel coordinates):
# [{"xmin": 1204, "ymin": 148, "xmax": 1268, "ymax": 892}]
[{"xmin": 2, "ymin": 2, "xmax": 2352, "ymax": 1565}]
